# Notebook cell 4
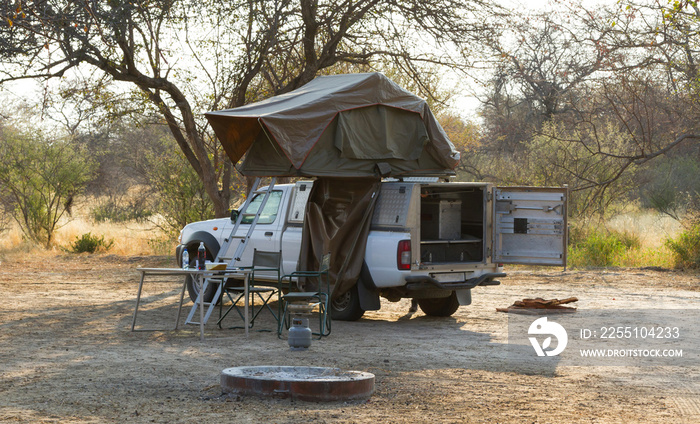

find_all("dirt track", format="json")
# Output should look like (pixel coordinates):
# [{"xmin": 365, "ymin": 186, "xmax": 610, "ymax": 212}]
[{"xmin": 1, "ymin": 254, "xmax": 699, "ymax": 423}]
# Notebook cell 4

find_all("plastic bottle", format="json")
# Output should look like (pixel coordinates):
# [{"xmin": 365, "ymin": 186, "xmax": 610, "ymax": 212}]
[
  {"xmin": 182, "ymin": 248, "xmax": 189, "ymax": 269},
  {"xmin": 197, "ymin": 242, "xmax": 206, "ymax": 270}
]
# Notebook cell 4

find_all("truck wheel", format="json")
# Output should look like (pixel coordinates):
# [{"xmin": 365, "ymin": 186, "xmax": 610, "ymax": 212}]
[
  {"xmin": 331, "ymin": 284, "xmax": 365, "ymax": 321},
  {"xmin": 184, "ymin": 243, "xmax": 221, "ymax": 304},
  {"xmin": 417, "ymin": 292, "xmax": 460, "ymax": 317},
  {"xmin": 185, "ymin": 275, "xmax": 222, "ymax": 304}
]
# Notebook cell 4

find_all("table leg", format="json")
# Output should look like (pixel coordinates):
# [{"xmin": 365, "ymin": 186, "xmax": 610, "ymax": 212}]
[
  {"xmin": 199, "ymin": 274, "xmax": 205, "ymax": 342},
  {"xmin": 175, "ymin": 278, "xmax": 187, "ymax": 330},
  {"xmin": 131, "ymin": 272, "xmax": 146, "ymax": 331},
  {"xmin": 244, "ymin": 273, "xmax": 250, "ymax": 338}
]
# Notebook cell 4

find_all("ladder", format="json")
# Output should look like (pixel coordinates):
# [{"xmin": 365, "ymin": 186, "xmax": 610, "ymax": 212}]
[{"xmin": 185, "ymin": 177, "xmax": 277, "ymax": 326}]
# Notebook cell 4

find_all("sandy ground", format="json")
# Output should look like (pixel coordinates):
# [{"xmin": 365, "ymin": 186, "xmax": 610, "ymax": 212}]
[{"xmin": 1, "ymin": 254, "xmax": 699, "ymax": 423}]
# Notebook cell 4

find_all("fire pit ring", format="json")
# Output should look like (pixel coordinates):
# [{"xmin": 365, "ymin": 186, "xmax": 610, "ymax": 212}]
[{"xmin": 220, "ymin": 366, "xmax": 375, "ymax": 402}]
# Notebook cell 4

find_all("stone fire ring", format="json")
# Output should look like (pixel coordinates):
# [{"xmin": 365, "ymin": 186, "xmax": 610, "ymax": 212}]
[{"xmin": 220, "ymin": 366, "xmax": 375, "ymax": 402}]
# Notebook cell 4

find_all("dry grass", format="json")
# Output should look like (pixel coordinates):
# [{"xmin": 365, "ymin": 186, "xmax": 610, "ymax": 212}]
[
  {"xmin": 0, "ymin": 212, "xmax": 174, "ymax": 257},
  {"xmin": 607, "ymin": 211, "xmax": 681, "ymax": 248},
  {"xmin": 614, "ymin": 244, "xmax": 676, "ymax": 268},
  {"xmin": 569, "ymin": 211, "xmax": 683, "ymax": 269},
  {"xmin": 607, "ymin": 211, "xmax": 682, "ymax": 268},
  {"xmin": 58, "ymin": 217, "xmax": 172, "ymax": 255}
]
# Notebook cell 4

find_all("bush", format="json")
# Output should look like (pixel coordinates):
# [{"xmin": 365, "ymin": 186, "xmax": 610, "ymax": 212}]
[
  {"xmin": 0, "ymin": 127, "xmax": 96, "ymax": 247},
  {"xmin": 641, "ymin": 156, "xmax": 700, "ymax": 221},
  {"xmin": 458, "ymin": 119, "xmax": 639, "ymax": 221},
  {"xmin": 665, "ymin": 220, "xmax": 700, "ymax": 269},
  {"xmin": 91, "ymin": 196, "xmax": 152, "ymax": 223},
  {"xmin": 147, "ymin": 236, "xmax": 175, "ymax": 255},
  {"xmin": 69, "ymin": 232, "xmax": 114, "ymax": 253},
  {"xmin": 569, "ymin": 227, "xmax": 641, "ymax": 268}
]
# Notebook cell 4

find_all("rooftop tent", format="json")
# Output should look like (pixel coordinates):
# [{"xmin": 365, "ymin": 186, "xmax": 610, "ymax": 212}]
[{"xmin": 205, "ymin": 72, "xmax": 460, "ymax": 177}]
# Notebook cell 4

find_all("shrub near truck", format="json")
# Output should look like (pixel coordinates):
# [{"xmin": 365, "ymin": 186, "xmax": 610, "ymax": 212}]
[{"xmin": 177, "ymin": 181, "xmax": 568, "ymax": 321}]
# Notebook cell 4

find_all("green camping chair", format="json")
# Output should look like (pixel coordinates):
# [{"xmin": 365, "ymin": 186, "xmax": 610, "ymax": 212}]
[
  {"xmin": 217, "ymin": 249, "xmax": 281, "ymax": 331},
  {"xmin": 278, "ymin": 253, "xmax": 331, "ymax": 339}
]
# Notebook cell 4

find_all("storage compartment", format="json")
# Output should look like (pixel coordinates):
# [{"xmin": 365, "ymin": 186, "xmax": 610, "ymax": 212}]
[{"xmin": 419, "ymin": 185, "xmax": 485, "ymax": 264}]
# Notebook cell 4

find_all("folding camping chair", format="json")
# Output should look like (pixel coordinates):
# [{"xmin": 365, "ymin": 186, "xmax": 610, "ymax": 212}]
[
  {"xmin": 217, "ymin": 249, "xmax": 281, "ymax": 331},
  {"xmin": 278, "ymin": 253, "xmax": 331, "ymax": 339}
]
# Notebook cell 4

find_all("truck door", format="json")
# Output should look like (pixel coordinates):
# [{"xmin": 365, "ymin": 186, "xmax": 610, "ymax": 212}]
[
  {"xmin": 492, "ymin": 186, "xmax": 568, "ymax": 266},
  {"xmin": 225, "ymin": 189, "xmax": 285, "ymax": 274}
]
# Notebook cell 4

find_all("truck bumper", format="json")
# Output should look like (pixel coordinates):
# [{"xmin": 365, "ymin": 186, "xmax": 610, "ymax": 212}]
[{"xmin": 404, "ymin": 272, "xmax": 506, "ymax": 291}]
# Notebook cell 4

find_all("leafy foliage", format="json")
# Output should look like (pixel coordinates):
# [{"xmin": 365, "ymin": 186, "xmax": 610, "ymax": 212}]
[
  {"xmin": 0, "ymin": 126, "xmax": 96, "ymax": 248},
  {"xmin": 640, "ymin": 156, "xmax": 700, "ymax": 221},
  {"xmin": 666, "ymin": 218, "xmax": 700, "ymax": 269},
  {"xmin": 458, "ymin": 118, "xmax": 640, "ymax": 219},
  {"xmin": 528, "ymin": 120, "xmax": 640, "ymax": 218},
  {"xmin": 143, "ymin": 136, "xmax": 216, "ymax": 237},
  {"xmin": 0, "ymin": 0, "xmax": 699, "ymax": 272},
  {"xmin": 569, "ymin": 227, "xmax": 641, "ymax": 268},
  {"xmin": 469, "ymin": 2, "xmax": 700, "ymax": 222},
  {"xmin": 91, "ymin": 195, "xmax": 152, "ymax": 223}
]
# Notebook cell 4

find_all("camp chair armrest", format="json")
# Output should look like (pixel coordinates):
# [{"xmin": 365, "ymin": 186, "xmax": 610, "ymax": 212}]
[
  {"xmin": 282, "ymin": 271, "xmax": 327, "ymax": 279},
  {"xmin": 282, "ymin": 291, "xmax": 321, "ymax": 297},
  {"xmin": 238, "ymin": 266, "xmax": 280, "ymax": 272}
]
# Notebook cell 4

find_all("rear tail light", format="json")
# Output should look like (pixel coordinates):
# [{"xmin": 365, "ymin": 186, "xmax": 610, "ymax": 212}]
[{"xmin": 397, "ymin": 240, "xmax": 411, "ymax": 270}]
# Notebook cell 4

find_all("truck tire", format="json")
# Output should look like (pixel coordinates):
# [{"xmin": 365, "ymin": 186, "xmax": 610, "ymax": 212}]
[
  {"xmin": 417, "ymin": 292, "xmax": 460, "ymax": 317},
  {"xmin": 184, "ymin": 243, "xmax": 221, "ymax": 304},
  {"xmin": 331, "ymin": 284, "xmax": 365, "ymax": 321},
  {"xmin": 185, "ymin": 275, "xmax": 222, "ymax": 304}
]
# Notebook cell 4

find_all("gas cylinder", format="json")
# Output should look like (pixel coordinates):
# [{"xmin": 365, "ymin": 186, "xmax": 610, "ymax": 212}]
[{"xmin": 288, "ymin": 317, "xmax": 312, "ymax": 350}]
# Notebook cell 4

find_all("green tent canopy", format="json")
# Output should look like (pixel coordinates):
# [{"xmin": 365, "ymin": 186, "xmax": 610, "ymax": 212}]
[{"xmin": 205, "ymin": 72, "xmax": 460, "ymax": 177}]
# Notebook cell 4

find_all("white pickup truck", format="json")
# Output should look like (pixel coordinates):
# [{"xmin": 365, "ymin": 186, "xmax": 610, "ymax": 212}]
[{"xmin": 176, "ymin": 180, "xmax": 567, "ymax": 321}]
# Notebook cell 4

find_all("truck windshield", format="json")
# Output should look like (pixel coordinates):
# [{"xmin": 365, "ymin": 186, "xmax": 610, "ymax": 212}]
[{"xmin": 240, "ymin": 190, "xmax": 283, "ymax": 224}]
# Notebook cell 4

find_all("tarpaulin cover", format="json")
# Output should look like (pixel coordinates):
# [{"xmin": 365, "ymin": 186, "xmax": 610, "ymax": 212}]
[
  {"xmin": 296, "ymin": 177, "xmax": 381, "ymax": 300},
  {"xmin": 205, "ymin": 72, "xmax": 460, "ymax": 177}
]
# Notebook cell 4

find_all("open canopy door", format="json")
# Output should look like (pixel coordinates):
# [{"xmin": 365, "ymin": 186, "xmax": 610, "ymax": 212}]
[{"xmin": 492, "ymin": 187, "xmax": 568, "ymax": 266}]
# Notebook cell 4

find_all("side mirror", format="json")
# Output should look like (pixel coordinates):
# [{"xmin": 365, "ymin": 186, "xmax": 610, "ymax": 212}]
[{"xmin": 230, "ymin": 209, "xmax": 239, "ymax": 222}]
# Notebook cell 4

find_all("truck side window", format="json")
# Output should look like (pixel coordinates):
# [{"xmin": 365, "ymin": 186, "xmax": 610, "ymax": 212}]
[{"xmin": 240, "ymin": 191, "xmax": 283, "ymax": 224}]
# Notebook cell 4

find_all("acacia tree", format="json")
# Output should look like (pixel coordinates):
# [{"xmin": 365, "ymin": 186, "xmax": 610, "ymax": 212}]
[
  {"xmin": 457, "ymin": 6, "xmax": 626, "ymax": 191},
  {"xmin": 471, "ymin": 6, "xmax": 626, "ymax": 152},
  {"xmin": 557, "ymin": 0, "xmax": 700, "ymax": 208},
  {"xmin": 464, "ymin": 1, "xmax": 700, "ymax": 216},
  {"xmin": 1, "ymin": 0, "xmax": 493, "ymax": 217},
  {"xmin": 596, "ymin": 0, "xmax": 700, "ymax": 146}
]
